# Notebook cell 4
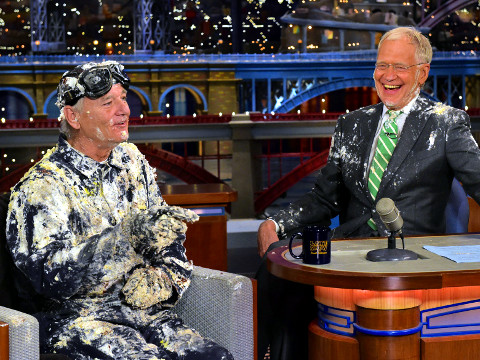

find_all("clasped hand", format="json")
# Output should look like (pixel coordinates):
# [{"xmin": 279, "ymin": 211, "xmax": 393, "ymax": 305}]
[
  {"xmin": 129, "ymin": 205, "xmax": 199, "ymax": 256},
  {"xmin": 122, "ymin": 267, "xmax": 172, "ymax": 309}
]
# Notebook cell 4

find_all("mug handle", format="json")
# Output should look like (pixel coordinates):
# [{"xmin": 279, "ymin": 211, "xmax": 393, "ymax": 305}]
[{"xmin": 289, "ymin": 233, "xmax": 303, "ymax": 259}]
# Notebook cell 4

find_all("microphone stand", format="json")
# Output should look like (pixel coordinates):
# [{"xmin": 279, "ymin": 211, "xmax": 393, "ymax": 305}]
[{"xmin": 366, "ymin": 230, "xmax": 418, "ymax": 262}]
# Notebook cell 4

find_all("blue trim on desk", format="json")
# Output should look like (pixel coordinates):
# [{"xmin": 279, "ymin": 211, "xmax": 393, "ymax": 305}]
[
  {"xmin": 317, "ymin": 303, "xmax": 355, "ymax": 337},
  {"xmin": 353, "ymin": 322, "xmax": 423, "ymax": 337},
  {"xmin": 421, "ymin": 298, "xmax": 480, "ymax": 337},
  {"xmin": 317, "ymin": 298, "xmax": 480, "ymax": 338}
]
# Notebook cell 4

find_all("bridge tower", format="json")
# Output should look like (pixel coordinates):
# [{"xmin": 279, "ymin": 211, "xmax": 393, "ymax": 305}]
[
  {"xmin": 30, "ymin": 0, "xmax": 66, "ymax": 53},
  {"xmin": 134, "ymin": 0, "xmax": 172, "ymax": 53}
]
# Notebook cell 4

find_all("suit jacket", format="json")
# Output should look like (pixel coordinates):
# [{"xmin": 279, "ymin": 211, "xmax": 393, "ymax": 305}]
[{"xmin": 273, "ymin": 96, "xmax": 480, "ymax": 239}]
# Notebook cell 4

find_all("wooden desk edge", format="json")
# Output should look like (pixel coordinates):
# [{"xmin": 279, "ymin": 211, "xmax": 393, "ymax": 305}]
[
  {"xmin": 162, "ymin": 193, "xmax": 237, "ymax": 206},
  {"xmin": 266, "ymin": 245, "xmax": 480, "ymax": 291},
  {"xmin": 160, "ymin": 184, "xmax": 238, "ymax": 206}
]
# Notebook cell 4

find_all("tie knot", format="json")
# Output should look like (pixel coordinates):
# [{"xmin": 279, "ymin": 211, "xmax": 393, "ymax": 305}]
[{"xmin": 387, "ymin": 110, "xmax": 402, "ymax": 120}]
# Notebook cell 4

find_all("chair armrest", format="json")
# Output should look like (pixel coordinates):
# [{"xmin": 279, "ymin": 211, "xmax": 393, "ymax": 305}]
[
  {"xmin": 0, "ymin": 306, "xmax": 39, "ymax": 360},
  {"xmin": 173, "ymin": 266, "xmax": 255, "ymax": 360}
]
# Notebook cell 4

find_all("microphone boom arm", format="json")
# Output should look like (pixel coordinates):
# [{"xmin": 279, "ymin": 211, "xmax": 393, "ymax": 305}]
[{"xmin": 387, "ymin": 230, "xmax": 405, "ymax": 250}]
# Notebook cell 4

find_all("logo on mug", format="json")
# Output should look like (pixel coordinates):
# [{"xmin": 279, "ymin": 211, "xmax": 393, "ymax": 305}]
[{"xmin": 310, "ymin": 240, "xmax": 329, "ymax": 254}]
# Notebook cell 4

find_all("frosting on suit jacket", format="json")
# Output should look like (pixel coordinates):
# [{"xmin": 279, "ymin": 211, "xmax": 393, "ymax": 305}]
[{"xmin": 272, "ymin": 96, "xmax": 480, "ymax": 238}]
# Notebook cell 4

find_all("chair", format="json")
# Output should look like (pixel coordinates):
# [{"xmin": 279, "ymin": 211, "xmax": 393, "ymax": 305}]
[
  {"xmin": 0, "ymin": 192, "xmax": 255, "ymax": 360},
  {"xmin": 0, "ymin": 306, "xmax": 39, "ymax": 360},
  {"xmin": 174, "ymin": 266, "xmax": 255, "ymax": 360},
  {"xmin": 445, "ymin": 178, "xmax": 470, "ymax": 233}
]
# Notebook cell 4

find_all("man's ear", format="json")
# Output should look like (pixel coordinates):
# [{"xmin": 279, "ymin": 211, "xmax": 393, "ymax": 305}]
[
  {"xmin": 418, "ymin": 63, "xmax": 430, "ymax": 87},
  {"xmin": 63, "ymin": 106, "xmax": 81, "ymax": 130}
]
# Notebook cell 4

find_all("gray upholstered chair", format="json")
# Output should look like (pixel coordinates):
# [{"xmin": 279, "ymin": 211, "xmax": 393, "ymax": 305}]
[
  {"xmin": 174, "ymin": 266, "xmax": 255, "ymax": 360},
  {"xmin": 0, "ymin": 306, "xmax": 40, "ymax": 360}
]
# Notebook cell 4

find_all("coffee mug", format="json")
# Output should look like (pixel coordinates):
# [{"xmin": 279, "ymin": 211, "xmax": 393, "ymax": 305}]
[{"xmin": 288, "ymin": 225, "xmax": 331, "ymax": 265}]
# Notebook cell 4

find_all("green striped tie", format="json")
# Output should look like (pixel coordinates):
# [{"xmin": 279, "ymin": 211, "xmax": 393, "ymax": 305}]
[{"xmin": 367, "ymin": 110, "xmax": 402, "ymax": 230}]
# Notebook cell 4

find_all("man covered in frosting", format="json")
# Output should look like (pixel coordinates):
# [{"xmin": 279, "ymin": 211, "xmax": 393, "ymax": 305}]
[{"xmin": 6, "ymin": 61, "xmax": 233, "ymax": 360}]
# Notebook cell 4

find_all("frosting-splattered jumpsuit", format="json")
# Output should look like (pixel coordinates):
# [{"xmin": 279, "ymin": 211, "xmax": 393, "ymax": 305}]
[{"xmin": 6, "ymin": 135, "xmax": 233, "ymax": 360}]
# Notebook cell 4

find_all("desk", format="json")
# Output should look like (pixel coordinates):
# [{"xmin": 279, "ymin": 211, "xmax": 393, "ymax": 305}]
[
  {"xmin": 160, "ymin": 183, "xmax": 237, "ymax": 271},
  {"xmin": 267, "ymin": 234, "xmax": 480, "ymax": 360}
]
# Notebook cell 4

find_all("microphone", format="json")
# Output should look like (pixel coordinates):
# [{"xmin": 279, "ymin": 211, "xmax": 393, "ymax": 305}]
[
  {"xmin": 366, "ymin": 198, "xmax": 418, "ymax": 262},
  {"xmin": 376, "ymin": 198, "xmax": 403, "ymax": 234}
]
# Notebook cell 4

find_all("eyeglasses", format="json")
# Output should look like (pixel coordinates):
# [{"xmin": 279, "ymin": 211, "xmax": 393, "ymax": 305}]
[
  {"xmin": 375, "ymin": 63, "xmax": 425, "ymax": 73},
  {"xmin": 62, "ymin": 63, "xmax": 130, "ymax": 105}
]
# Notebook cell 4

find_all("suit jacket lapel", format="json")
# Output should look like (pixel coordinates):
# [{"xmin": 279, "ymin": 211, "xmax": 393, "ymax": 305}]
[
  {"xmin": 376, "ymin": 97, "xmax": 434, "ymax": 198},
  {"xmin": 359, "ymin": 104, "xmax": 384, "ymax": 203}
]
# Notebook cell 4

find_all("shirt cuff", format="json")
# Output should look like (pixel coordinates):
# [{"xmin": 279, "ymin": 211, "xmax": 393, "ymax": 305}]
[{"xmin": 266, "ymin": 217, "xmax": 280, "ymax": 234}]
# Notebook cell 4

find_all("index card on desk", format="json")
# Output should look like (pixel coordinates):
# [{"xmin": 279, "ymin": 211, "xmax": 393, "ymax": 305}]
[{"xmin": 423, "ymin": 245, "xmax": 480, "ymax": 263}]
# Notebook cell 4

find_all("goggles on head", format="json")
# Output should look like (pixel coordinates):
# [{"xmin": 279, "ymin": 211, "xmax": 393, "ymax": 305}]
[{"xmin": 58, "ymin": 61, "xmax": 130, "ymax": 107}]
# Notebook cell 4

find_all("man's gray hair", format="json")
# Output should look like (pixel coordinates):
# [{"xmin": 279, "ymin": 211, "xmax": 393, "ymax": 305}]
[{"xmin": 378, "ymin": 27, "xmax": 433, "ymax": 64}]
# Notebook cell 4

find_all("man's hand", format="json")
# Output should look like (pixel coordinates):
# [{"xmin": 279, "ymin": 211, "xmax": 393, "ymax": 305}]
[
  {"xmin": 128, "ymin": 205, "xmax": 199, "ymax": 255},
  {"xmin": 122, "ymin": 267, "xmax": 173, "ymax": 309},
  {"xmin": 257, "ymin": 220, "xmax": 279, "ymax": 258}
]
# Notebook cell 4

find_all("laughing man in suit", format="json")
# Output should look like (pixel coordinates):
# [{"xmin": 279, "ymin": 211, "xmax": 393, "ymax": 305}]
[{"xmin": 256, "ymin": 26, "xmax": 480, "ymax": 360}]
